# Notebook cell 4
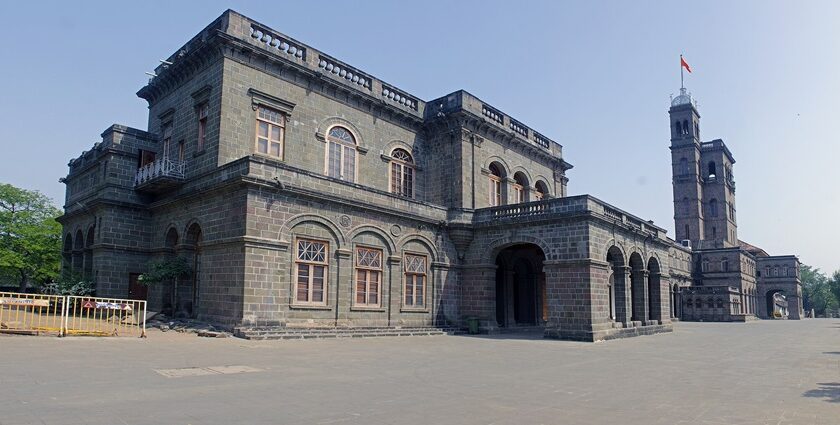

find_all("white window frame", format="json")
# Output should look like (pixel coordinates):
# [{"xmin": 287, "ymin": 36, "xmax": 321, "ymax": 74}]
[
  {"xmin": 324, "ymin": 126, "xmax": 358, "ymax": 182},
  {"xmin": 354, "ymin": 246, "xmax": 383, "ymax": 308},
  {"xmin": 293, "ymin": 238, "xmax": 329, "ymax": 306},
  {"xmin": 255, "ymin": 106, "xmax": 285, "ymax": 159},
  {"xmin": 389, "ymin": 148, "xmax": 414, "ymax": 198},
  {"xmin": 403, "ymin": 253, "xmax": 428, "ymax": 309}
]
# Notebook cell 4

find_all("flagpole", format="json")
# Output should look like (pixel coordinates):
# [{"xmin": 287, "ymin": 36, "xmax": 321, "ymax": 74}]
[{"xmin": 680, "ymin": 54, "xmax": 684, "ymax": 89}]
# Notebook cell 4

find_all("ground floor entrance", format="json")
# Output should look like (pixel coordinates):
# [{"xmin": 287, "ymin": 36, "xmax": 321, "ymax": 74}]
[{"xmin": 494, "ymin": 244, "xmax": 546, "ymax": 328}]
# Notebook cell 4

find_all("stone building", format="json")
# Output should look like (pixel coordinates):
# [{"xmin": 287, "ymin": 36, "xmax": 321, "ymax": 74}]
[
  {"xmin": 56, "ymin": 10, "xmax": 797, "ymax": 342},
  {"xmin": 668, "ymin": 89, "xmax": 803, "ymax": 321}
]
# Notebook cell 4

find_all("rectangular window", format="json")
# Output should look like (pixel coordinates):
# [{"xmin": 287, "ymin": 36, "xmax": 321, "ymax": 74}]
[
  {"xmin": 391, "ymin": 162, "xmax": 414, "ymax": 197},
  {"xmin": 513, "ymin": 184, "xmax": 525, "ymax": 203},
  {"xmin": 354, "ymin": 247, "xmax": 382, "ymax": 307},
  {"xmin": 256, "ymin": 106, "xmax": 285, "ymax": 159},
  {"xmin": 161, "ymin": 122, "xmax": 173, "ymax": 159},
  {"xmin": 178, "ymin": 141, "xmax": 185, "ymax": 162},
  {"xmin": 404, "ymin": 254, "xmax": 427, "ymax": 308},
  {"xmin": 294, "ymin": 239, "xmax": 328, "ymax": 305},
  {"xmin": 197, "ymin": 104, "xmax": 208, "ymax": 151},
  {"xmin": 489, "ymin": 177, "xmax": 502, "ymax": 206}
]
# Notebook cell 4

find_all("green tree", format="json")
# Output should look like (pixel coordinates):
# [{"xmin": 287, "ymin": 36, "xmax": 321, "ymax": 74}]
[
  {"xmin": 800, "ymin": 264, "xmax": 838, "ymax": 316},
  {"xmin": 829, "ymin": 270, "xmax": 840, "ymax": 313},
  {"xmin": 0, "ymin": 183, "xmax": 62, "ymax": 290}
]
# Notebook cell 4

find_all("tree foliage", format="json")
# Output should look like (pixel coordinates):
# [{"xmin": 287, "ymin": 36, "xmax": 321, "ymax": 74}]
[
  {"xmin": 0, "ymin": 183, "xmax": 62, "ymax": 289},
  {"xmin": 800, "ymin": 264, "xmax": 839, "ymax": 316},
  {"xmin": 138, "ymin": 257, "xmax": 192, "ymax": 284}
]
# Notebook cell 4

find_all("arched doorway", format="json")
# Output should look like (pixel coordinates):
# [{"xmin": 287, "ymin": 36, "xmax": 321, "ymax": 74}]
[
  {"xmin": 647, "ymin": 257, "xmax": 661, "ymax": 321},
  {"xmin": 185, "ymin": 223, "xmax": 202, "ymax": 318},
  {"xmin": 495, "ymin": 244, "xmax": 545, "ymax": 328},
  {"xmin": 765, "ymin": 289, "xmax": 788, "ymax": 319},
  {"xmin": 629, "ymin": 253, "xmax": 645, "ymax": 322},
  {"xmin": 606, "ymin": 246, "xmax": 628, "ymax": 323}
]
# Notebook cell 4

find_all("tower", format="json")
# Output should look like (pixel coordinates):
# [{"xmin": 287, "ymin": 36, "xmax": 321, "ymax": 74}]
[
  {"xmin": 669, "ymin": 88, "xmax": 738, "ymax": 249},
  {"xmin": 670, "ymin": 88, "xmax": 704, "ymax": 248}
]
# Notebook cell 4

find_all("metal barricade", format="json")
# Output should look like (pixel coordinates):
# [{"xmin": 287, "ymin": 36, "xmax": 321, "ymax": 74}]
[
  {"xmin": 0, "ymin": 291, "xmax": 67, "ymax": 336},
  {"xmin": 64, "ymin": 296, "xmax": 147, "ymax": 338}
]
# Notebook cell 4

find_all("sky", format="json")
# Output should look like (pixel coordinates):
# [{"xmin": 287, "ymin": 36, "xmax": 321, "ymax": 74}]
[{"xmin": 0, "ymin": 1, "xmax": 837, "ymax": 272}]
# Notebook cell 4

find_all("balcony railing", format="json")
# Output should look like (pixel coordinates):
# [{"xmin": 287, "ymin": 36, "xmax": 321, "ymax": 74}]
[
  {"xmin": 473, "ymin": 195, "xmax": 665, "ymax": 239},
  {"xmin": 134, "ymin": 158, "xmax": 185, "ymax": 192}
]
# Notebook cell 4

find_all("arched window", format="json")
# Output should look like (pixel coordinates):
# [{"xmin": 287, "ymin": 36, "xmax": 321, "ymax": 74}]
[
  {"xmin": 534, "ymin": 181, "xmax": 549, "ymax": 201},
  {"xmin": 709, "ymin": 199, "xmax": 718, "ymax": 217},
  {"xmin": 682, "ymin": 120, "xmax": 689, "ymax": 135},
  {"xmin": 679, "ymin": 158, "xmax": 689, "ymax": 175},
  {"xmin": 674, "ymin": 121, "xmax": 682, "ymax": 137},
  {"xmin": 684, "ymin": 224, "xmax": 690, "ymax": 240},
  {"xmin": 488, "ymin": 163, "xmax": 505, "ymax": 206},
  {"xmin": 326, "ymin": 126, "xmax": 357, "ymax": 182},
  {"xmin": 721, "ymin": 258, "xmax": 729, "ymax": 272},
  {"xmin": 694, "ymin": 122, "xmax": 699, "ymax": 138},
  {"xmin": 390, "ymin": 148, "xmax": 414, "ymax": 198},
  {"xmin": 707, "ymin": 161, "xmax": 716, "ymax": 178},
  {"xmin": 702, "ymin": 258, "xmax": 710, "ymax": 272},
  {"xmin": 512, "ymin": 172, "xmax": 529, "ymax": 203},
  {"xmin": 716, "ymin": 298, "xmax": 724, "ymax": 308}
]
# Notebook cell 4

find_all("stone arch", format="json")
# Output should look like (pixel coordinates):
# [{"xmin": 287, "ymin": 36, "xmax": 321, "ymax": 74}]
[
  {"xmin": 384, "ymin": 140, "xmax": 421, "ymax": 166},
  {"xmin": 397, "ymin": 233, "xmax": 441, "ymax": 263},
  {"xmin": 316, "ymin": 117, "xmax": 366, "ymax": 150},
  {"xmin": 482, "ymin": 156, "xmax": 511, "ymax": 176},
  {"xmin": 647, "ymin": 256, "xmax": 662, "ymax": 321},
  {"xmin": 510, "ymin": 166, "xmax": 533, "ymax": 185},
  {"xmin": 533, "ymin": 174, "xmax": 552, "ymax": 197},
  {"xmin": 280, "ymin": 213, "xmax": 347, "ymax": 249},
  {"xmin": 628, "ymin": 252, "xmax": 645, "ymax": 322},
  {"xmin": 494, "ymin": 243, "xmax": 546, "ymax": 327},
  {"xmin": 85, "ymin": 225, "xmax": 95, "ymax": 248},
  {"xmin": 606, "ymin": 245, "xmax": 627, "ymax": 323},
  {"xmin": 348, "ymin": 224, "xmax": 396, "ymax": 255},
  {"xmin": 63, "ymin": 233, "xmax": 73, "ymax": 253},
  {"xmin": 164, "ymin": 226, "xmax": 179, "ymax": 249},
  {"xmin": 73, "ymin": 229, "xmax": 84, "ymax": 251},
  {"xmin": 481, "ymin": 235, "xmax": 552, "ymax": 265}
]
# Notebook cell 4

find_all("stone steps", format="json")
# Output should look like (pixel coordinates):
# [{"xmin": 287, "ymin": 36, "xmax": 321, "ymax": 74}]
[{"xmin": 233, "ymin": 326, "xmax": 464, "ymax": 340}]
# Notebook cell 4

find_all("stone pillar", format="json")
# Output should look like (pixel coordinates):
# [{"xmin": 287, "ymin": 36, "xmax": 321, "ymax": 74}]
[
  {"xmin": 543, "ymin": 259, "xmax": 609, "ymax": 341},
  {"xmin": 335, "ymin": 248, "xmax": 352, "ymax": 327},
  {"xmin": 631, "ymin": 269, "xmax": 649, "ymax": 324},
  {"xmin": 787, "ymin": 295, "xmax": 802, "ymax": 320},
  {"xmin": 612, "ymin": 266, "xmax": 632, "ymax": 325},
  {"xmin": 653, "ymin": 273, "xmax": 669, "ymax": 324},
  {"xmin": 461, "ymin": 264, "xmax": 499, "ymax": 333}
]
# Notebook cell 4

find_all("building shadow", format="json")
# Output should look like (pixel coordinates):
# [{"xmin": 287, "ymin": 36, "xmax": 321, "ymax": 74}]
[{"xmin": 803, "ymin": 383, "xmax": 840, "ymax": 403}]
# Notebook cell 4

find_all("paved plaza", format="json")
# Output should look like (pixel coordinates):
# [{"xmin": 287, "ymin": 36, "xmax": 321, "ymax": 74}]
[{"xmin": 1, "ymin": 320, "xmax": 838, "ymax": 425}]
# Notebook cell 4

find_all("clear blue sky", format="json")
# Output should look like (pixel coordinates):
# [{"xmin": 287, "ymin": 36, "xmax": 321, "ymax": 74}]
[{"xmin": 0, "ymin": 1, "xmax": 837, "ymax": 272}]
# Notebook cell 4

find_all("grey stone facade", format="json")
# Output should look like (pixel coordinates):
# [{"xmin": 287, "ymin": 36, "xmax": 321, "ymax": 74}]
[{"xmin": 56, "ymin": 10, "xmax": 798, "ymax": 342}]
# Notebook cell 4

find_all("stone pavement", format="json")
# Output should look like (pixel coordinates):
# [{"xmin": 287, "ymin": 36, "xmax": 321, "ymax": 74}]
[{"xmin": 0, "ymin": 320, "xmax": 838, "ymax": 425}]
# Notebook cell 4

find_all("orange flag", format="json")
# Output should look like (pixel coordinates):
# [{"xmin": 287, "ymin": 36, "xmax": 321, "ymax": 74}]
[{"xmin": 681, "ymin": 56, "xmax": 692, "ymax": 73}]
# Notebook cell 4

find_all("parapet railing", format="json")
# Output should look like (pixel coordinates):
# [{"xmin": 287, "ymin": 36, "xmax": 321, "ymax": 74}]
[
  {"xmin": 134, "ymin": 158, "xmax": 186, "ymax": 186},
  {"xmin": 473, "ymin": 196, "xmax": 663, "ymax": 238}
]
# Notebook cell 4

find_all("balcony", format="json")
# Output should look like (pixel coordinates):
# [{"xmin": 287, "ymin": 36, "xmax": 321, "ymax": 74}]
[
  {"xmin": 473, "ymin": 195, "xmax": 666, "ymax": 239},
  {"xmin": 134, "ymin": 158, "xmax": 185, "ymax": 193}
]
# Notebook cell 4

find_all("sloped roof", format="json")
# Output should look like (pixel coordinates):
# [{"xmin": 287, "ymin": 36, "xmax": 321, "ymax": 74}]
[{"xmin": 739, "ymin": 240, "xmax": 769, "ymax": 257}]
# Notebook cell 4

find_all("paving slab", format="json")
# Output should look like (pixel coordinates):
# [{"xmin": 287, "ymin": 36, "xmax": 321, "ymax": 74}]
[{"xmin": 0, "ymin": 320, "xmax": 838, "ymax": 424}]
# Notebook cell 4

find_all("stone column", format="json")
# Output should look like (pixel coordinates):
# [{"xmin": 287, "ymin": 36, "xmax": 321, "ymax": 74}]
[
  {"xmin": 631, "ymin": 269, "xmax": 649, "ymax": 325},
  {"xmin": 387, "ymin": 255, "xmax": 401, "ymax": 328},
  {"xmin": 504, "ymin": 270, "xmax": 515, "ymax": 326},
  {"xmin": 335, "ymin": 248, "xmax": 352, "ymax": 327}
]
